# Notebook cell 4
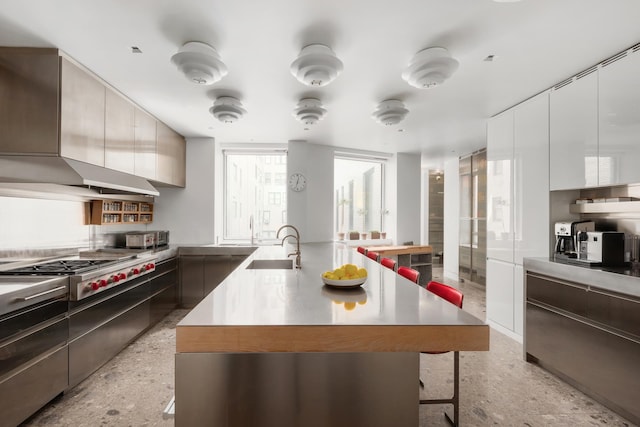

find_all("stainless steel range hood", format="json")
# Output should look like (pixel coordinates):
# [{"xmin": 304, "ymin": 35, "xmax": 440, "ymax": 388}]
[{"xmin": 0, "ymin": 156, "xmax": 159, "ymax": 196}]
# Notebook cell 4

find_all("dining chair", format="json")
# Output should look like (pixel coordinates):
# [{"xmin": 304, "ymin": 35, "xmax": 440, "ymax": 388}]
[
  {"xmin": 396, "ymin": 266, "xmax": 420, "ymax": 284},
  {"xmin": 421, "ymin": 280, "xmax": 464, "ymax": 426},
  {"xmin": 356, "ymin": 246, "xmax": 367, "ymax": 255},
  {"xmin": 380, "ymin": 257, "xmax": 397, "ymax": 271},
  {"xmin": 366, "ymin": 250, "xmax": 380, "ymax": 262}
]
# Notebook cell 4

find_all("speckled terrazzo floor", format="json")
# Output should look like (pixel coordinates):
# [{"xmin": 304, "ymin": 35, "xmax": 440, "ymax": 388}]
[{"xmin": 21, "ymin": 267, "xmax": 636, "ymax": 427}]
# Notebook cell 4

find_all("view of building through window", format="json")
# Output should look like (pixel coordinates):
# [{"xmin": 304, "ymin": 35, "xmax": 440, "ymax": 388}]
[
  {"xmin": 224, "ymin": 151, "xmax": 287, "ymax": 243},
  {"xmin": 334, "ymin": 157, "xmax": 384, "ymax": 238}
]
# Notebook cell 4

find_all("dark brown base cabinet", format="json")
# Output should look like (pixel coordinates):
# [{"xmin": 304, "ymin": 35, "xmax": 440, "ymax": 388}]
[{"xmin": 525, "ymin": 272, "xmax": 640, "ymax": 425}]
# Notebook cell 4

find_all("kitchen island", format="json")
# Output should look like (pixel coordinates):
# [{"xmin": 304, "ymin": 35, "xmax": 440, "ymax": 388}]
[{"xmin": 175, "ymin": 242, "xmax": 489, "ymax": 427}]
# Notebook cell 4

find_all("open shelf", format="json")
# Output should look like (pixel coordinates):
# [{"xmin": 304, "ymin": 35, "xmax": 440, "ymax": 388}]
[{"xmin": 90, "ymin": 200, "xmax": 153, "ymax": 225}]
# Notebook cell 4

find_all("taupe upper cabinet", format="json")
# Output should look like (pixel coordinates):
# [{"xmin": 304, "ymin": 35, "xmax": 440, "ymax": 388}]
[
  {"xmin": 134, "ymin": 107, "xmax": 157, "ymax": 180},
  {"xmin": 549, "ymin": 70, "xmax": 598, "ymax": 190},
  {"xmin": 104, "ymin": 86, "xmax": 135, "ymax": 174},
  {"xmin": 599, "ymin": 49, "xmax": 640, "ymax": 186},
  {"xmin": 156, "ymin": 121, "xmax": 186, "ymax": 187},
  {"xmin": 60, "ymin": 57, "xmax": 106, "ymax": 166}
]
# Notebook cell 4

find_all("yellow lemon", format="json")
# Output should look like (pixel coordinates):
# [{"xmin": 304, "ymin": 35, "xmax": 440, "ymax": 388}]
[
  {"xmin": 344, "ymin": 302, "xmax": 356, "ymax": 311},
  {"xmin": 333, "ymin": 267, "xmax": 345, "ymax": 279},
  {"xmin": 357, "ymin": 268, "xmax": 368, "ymax": 278},
  {"xmin": 344, "ymin": 264, "xmax": 358, "ymax": 275}
]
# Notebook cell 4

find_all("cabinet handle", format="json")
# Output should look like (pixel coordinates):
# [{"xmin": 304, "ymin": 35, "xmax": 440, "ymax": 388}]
[
  {"xmin": 16, "ymin": 286, "xmax": 67, "ymax": 301},
  {"xmin": 586, "ymin": 286, "xmax": 640, "ymax": 304},
  {"xmin": 526, "ymin": 272, "xmax": 588, "ymax": 290}
]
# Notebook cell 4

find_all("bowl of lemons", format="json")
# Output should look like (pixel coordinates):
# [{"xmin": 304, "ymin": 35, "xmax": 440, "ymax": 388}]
[{"xmin": 321, "ymin": 263, "xmax": 367, "ymax": 288}]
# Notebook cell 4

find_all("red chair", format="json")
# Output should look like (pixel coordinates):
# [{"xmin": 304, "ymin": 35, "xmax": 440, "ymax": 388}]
[
  {"xmin": 397, "ymin": 266, "xmax": 420, "ymax": 284},
  {"xmin": 366, "ymin": 250, "xmax": 380, "ymax": 262},
  {"xmin": 380, "ymin": 257, "xmax": 397, "ymax": 271},
  {"xmin": 421, "ymin": 280, "xmax": 464, "ymax": 426},
  {"xmin": 356, "ymin": 246, "xmax": 367, "ymax": 255}
]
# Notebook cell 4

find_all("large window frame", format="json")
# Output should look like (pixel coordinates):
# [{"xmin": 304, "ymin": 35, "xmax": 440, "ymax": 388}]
[{"xmin": 222, "ymin": 148, "xmax": 287, "ymax": 244}]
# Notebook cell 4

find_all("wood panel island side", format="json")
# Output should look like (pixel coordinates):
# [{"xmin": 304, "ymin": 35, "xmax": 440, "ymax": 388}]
[{"xmin": 175, "ymin": 242, "xmax": 489, "ymax": 427}]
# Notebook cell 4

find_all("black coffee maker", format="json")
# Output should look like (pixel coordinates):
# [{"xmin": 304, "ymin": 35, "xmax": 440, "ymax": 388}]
[{"xmin": 554, "ymin": 221, "xmax": 595, "ymax": 256}]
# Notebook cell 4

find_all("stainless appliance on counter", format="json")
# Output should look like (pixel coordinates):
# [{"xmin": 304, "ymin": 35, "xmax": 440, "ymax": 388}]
[
  {"xmin": 554, "ymin": 220, "xmax": 595, "ymax": 257},
  {"xmin": 121, "ymin": 230, "xmax": 170, "ymax": 249},
  {"xmin": 580, "ymin": 231, "xmax": 626, "ymax": 266}
]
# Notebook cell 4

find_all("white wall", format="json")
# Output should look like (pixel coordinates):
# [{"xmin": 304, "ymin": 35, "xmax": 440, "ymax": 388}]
[
  {"xmin": 395, "ymin": 153, "xmax": 421, "ymax": 245},
  {"xmin": 443, "ymin": 155, "xmax": 460, "ymax": 281},
  {"xmin": 287, "ymin": 140, "xmax": 334, "ymax": 243},
  {"xmin": 153, "ymin": 137, "xmax": 215, "ymax": 244}
]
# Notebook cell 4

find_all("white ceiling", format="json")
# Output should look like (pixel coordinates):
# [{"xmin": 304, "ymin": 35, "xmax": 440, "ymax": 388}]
[{"xmin": 1, "ymin": 0, "xmax": 640, "ymax": 166}]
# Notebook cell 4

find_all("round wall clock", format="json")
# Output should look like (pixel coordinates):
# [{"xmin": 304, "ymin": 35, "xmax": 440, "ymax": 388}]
[{"xmin": 288, "ymin": 172, "xmax": 307, "ymax": 192}]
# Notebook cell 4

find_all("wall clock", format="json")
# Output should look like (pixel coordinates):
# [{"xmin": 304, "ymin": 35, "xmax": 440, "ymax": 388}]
[{"xmin": 288, "ymin": 172, "xmax": 307, "ymax": 192}]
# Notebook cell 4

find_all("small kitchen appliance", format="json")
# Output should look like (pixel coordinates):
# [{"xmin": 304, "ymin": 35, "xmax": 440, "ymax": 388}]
[
  {"xmin": 124, "ymin": 230, "xmax": 169, "ymax": 249},
  {"xmin": 554, "ymin": 220, "xmax": 595, "ymax": 256},
  {"xmin": 581, "ymin": 231, "xmax": 626, "ymax": 266}
]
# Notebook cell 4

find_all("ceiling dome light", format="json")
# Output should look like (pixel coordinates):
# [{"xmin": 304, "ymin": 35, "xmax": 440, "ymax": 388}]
[
  {"xmin": 293, "ymin": 98, "xmax": 327, "ymax": 125},
  {"xmin": 402, "ymin": 47, "xmax": 459, "ymax": 89},
  {"xmin": 290, "ymin": 44, "xmax": 343, "ymax": 87},
  {"xmin": 372, "ymin": 99, "xmax": 409, "ymax": 126},
  {"xmin": 209, "ymin": 96, "xmax": 246, "ymax": 123},
  {"xmin": 171, "ymin": 41, "xmax": 228, "ymax": 85}
]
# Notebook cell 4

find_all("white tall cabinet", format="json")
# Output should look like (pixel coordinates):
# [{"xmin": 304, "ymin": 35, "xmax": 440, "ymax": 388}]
[{"xmin": 487, "ymin": 92, "xmax": 550, "ymax": 340}]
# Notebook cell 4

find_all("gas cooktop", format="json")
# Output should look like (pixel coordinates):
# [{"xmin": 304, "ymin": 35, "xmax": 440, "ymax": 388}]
[{"xmin": 0, "ymin": 259, "xmax": 119, "ymax": 275}]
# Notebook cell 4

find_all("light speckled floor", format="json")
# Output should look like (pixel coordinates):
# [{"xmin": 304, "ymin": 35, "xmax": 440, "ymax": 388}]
[{"xmin": 22, "ymin": 268, "xmax": 636, "ymax": 426}]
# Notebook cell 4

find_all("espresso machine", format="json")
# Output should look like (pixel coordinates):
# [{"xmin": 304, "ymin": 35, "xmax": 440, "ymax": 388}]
[{"xmin": 554, "ymin": 220, "xmax": 595, "ymax": 259}]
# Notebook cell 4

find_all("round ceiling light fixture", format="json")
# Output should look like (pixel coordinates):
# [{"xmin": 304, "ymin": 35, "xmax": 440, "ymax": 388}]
[
  {"xmin": 290, "ymin": 44, "xmax": 344, "ymax": 87},
  {"xmin": 171, "ymin": 41, "xmax": 228, "ymax": 85},
  {"xmin": 293, "ymin": 98, "xmax": 327, "ymax": 125},
  {"xmin": 402, "ymin": 47, "xmax": 459, "ymax": 89},
  {"xmin": 209, "ymin": 96, "xmax": 246, "ymax": 123},
  {"xmin": 372, "ymin": 99, "xmax": 409, "ymax": 126}
]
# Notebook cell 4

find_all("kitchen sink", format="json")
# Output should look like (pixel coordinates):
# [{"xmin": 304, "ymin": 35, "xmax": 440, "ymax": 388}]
[{"xmin": 245, "ymin": 259, "xmax": 293, "ymax": 269}]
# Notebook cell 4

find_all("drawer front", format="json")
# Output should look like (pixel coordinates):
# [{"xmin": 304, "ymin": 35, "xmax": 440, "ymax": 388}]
[
  {"xmin": 526, "ymin": 273, "xmax": 587, "ymax": 316},
  {"xmin": 587, "ymin": 288, "xmax": 640, "ymax": 338}
]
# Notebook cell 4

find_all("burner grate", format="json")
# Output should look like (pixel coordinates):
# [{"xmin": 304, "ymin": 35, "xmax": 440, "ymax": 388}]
[{"xmin": 0, "ymin": 259, "xmax": 118, "ymax": 275}]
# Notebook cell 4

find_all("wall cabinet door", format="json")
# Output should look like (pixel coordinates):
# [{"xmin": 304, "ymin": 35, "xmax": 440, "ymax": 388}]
[
  {"xmin": 486, "ymin": 110, "xmax": 514, "ymax": 263},
  {"xmin": 104, "ymin": 87, "xmax": 135, "ymax": 174},
  {"xmin": 60, "ymin": 57, "xmax": 106, "ymax": 166},
  {"xmin": 514, "ymin": 92, "xmax": 549, "ymax": 264},
  {"xmin": 134, "ymin": 107, "xmax": 157, "ymax": 180},
  {"xmin": 156, "ymin": 121, "xmax": 186, "ymax": 187},
  {"xmin": 549, "ymin": 70, "xmax": 598, "ymax": 190},
  {"xmin": 599, "ymin": 50, "xmax": 640, "ymax": 186},
  {"xmin": 486, "ymin": 258, "xmax": 515, "ymax": 330}
]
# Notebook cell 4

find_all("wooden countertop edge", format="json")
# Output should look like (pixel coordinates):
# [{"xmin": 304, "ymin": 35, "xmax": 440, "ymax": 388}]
[
  {"xmin": 176, "ymin": 324, "xmax": 489, "ymax": 353},
  {"xmin": 363, "ymin": 245, "xmax": 433, "ymax": 256}
]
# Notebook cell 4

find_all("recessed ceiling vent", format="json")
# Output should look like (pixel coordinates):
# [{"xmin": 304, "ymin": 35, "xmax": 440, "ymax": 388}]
[
  {"xmin": 209, "ymin": 96, "xmax": 246, "ymax": 123},
  {"xmin": 372, "ymin": 99, "xmax": 409, "ymax": 126},
  {"xmin": 290, "ymin": 44, "xmax": 343, "ymax": 87},
  {"xmin": 293, "ymin": 98, "xmax": 327, "ymax": 125},
  {"xmin": 171, "ymin": 41, "xmax": 227, "ymax": 85}
]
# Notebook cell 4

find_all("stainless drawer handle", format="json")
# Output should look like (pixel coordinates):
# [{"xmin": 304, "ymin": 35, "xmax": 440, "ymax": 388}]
[{"xmin": 17, "ymin": 286, "xmax": 67, "ymax": 301}]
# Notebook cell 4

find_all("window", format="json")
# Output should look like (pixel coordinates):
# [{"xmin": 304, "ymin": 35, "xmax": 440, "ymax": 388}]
[
  {"xmin": 223, "ymin": 150, "xmax": 287, "ymax": 243},
  {"xmin": 334, "ymin": 157, "xmax": 385, "ymax": 236}
]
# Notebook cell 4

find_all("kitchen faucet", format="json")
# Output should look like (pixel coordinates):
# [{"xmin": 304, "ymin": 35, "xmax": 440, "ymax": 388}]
[{"xmin": 276, "ymin": 225, "xmax": 301, "ymax": 268}]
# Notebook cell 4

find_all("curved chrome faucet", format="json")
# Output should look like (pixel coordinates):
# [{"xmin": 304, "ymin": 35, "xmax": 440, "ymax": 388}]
[{"xmin": 277, "ymin": 225, "xmax": 301, "ymax": 268}]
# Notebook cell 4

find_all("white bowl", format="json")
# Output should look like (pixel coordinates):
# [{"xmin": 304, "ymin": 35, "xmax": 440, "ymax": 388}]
[{"xmin": 321, "ymin": 275, "xmax": 366, "ymax": 288}]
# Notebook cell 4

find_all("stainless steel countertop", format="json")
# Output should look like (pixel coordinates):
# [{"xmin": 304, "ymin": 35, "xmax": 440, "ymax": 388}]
[
  {"xmin": 524, "ymin": 257, "xmax": 640, "ymax": 298},
  {"xmin": 179, "ymin": 242, "xmax": 486, "ymax": 328}
]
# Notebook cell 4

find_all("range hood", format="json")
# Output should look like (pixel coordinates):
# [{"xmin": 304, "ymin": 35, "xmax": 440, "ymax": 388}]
[{"xmin": 0, "ymin": 156, "xmax": 159, "ymax": 196}]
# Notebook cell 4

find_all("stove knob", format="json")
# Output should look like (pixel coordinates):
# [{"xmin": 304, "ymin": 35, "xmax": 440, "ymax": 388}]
[
  {"xmin": 112, "ymin": 275, "xmax": 120, "ymax": 283},
  {"xmin": 133, "ymin": 268, "xmax": 140, "ymax": 275},
  {"xmin": 147, "ymin": 263, "xmax": 155, "ymax": 270},
  {"xmin": 118, "ymin": 273, "xmax": 127, "ymax": 280},
  {"xmin": 99, "ymin": 279, "xmax": 108, "ymax": 288},
  {"xmin": 91, "ymin": 282, "xmax": 100, "ymax": 291}
]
